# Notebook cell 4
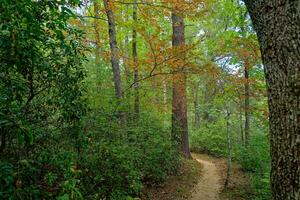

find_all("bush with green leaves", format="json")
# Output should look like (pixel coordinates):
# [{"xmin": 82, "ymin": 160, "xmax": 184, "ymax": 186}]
[
  {"xmin": 80, "ymin": 141, "xmax": 142, "ymax": 199},
  {"xmin": 236, "ymin": 134, "xmax": 271, "ymax": 200},
  {"xmin": 0, "ymin": 0, "xmax": 87, "ymax": 199},
  {"xmin": 0, "ymin": 161, "xmax": 14, "ymax": 199},
  {"xmin": 79, "ymin": 110, "xmax": 180, "ymax": 199},
  {"xmin": 0, "ymin": 0, "xmax": 87, "ymax": 152},
  {"xmin": 190, "ymin": 120, "xmax": 228, "ymax": 156},
  {"xmin": 129, "ymin": 116, "xmax": 180, "ymax": 184}
]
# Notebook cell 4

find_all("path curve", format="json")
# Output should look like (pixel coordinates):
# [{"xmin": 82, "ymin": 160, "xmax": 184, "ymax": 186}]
[{"xmin": 190, "ymin": 156, "xmax": 221, "ymax": 200}]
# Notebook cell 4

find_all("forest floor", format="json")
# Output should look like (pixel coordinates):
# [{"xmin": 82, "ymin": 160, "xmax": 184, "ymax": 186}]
[
  {"xmin": 142, "ymin": 153, "xmax": 251, "ymax": 200},
  {"xmin": 190, "ymin": 154, "xmax": 220, "ymax": 200}
]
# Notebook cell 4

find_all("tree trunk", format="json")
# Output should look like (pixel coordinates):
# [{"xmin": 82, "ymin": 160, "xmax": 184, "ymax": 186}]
[
  {"xmin": 93, "ymin": 1, "xmax": 101, "ymax": 65},
  {"xmin": 163, "ymin": 79, "xmax": 168, "ymax": 126},
  {"xmin": 123, "ymin": 3, "xmax": 132, "ymax": 118},
  {"xmin": 239, "ymin": 97, "xmax": 245, "ymax": 145},
  {"xmin": 132, "ymin": 0, "xmax": 139, "ymax": 120},
  {"xmin": 244, "ymin": 62, "xmax": 250, "ymax": 146},
  {"xmin": 245, "ymin": 1, "xmax": 300, "ymax": 199},
  {"xmin": 225, "ymin": 109, "xmax": 232, "ymax": 189},
  {"xmin": 171, "ymin": 12, "xmax": 191, "ymax": 159},
  {"xmin": 193, "ymin": 80, "xmax": 201, "ymax": 129},
  {"xmin": 0, "ymin": 130, "xmax": 6, "ymax": 154},
  {"xmin": 103, "ymin": 0, "xmax": 124, "ymax": 101}
]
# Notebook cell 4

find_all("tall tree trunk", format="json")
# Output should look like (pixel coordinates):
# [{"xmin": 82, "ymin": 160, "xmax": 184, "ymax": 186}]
[
  {"xmin": 224, "ymin": 109, "xmax": 232, "ymax": 189},
  {"xmin": 193, "ymin": 80, "xmax": 201, "ymax": 129},
  {"xmin": 163, "ymin": 78, "xmax": 168, "ymax": 125},
  {"xmin": 203, "ymin": 82, "xmax": 212, "ymax": 121},
  {"xmin": 239, "ymin": 97, "xmax": 245, "ymax": 145},
  {"xmin": 132, "ymin": 0, "xmax": 139, "ymax": 120},
  {"xmin": 171, "ymin": 12, "xmax": 191, "ymax": 159},
  {"xmin": 244, "ymin": 62, "xmax": 250, "ymax": 146},
  {"xmin": 93, "ymin": 1, "xmax": 101, "ymax": 65},
  {"xmin": 103, "ymin": 0, "xmax": 124, "ymax": 101},
  {"xmin": 123, "ymin": 3, "xmax": 131, "ymax": 118},
  {"xmin": 0, "ymin": 130, "xmax": 6, "ymax": 154},
  {"xmin": 245, "ymin": 1, "xmax": 300, "ymax": 199}
]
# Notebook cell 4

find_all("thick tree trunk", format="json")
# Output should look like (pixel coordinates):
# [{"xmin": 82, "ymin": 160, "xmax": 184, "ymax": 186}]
[
  {"xmin": 245, "ymin": 1, "xmax": 300, "ymax": 199},
  {"xmin": 171, "ymin": 12, "xmax": 191, "ymax": 159},
  {"xmin": 244, "ymin": 62, "xmax": 250, "ymax": 146},
  {"xmin": 103, "ymin": 0, "xmax": 124, "ymax": 101},
  {"xmin": 132, "ymin": 0, "xmax": 139, "ymax": 120}
]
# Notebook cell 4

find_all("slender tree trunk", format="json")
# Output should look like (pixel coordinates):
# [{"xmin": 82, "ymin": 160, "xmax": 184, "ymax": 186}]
[
  {"xmin": 163, "ymin": 79, "xmax": 168, "ymax": 125},
  {"xmin": 0, "ymin": 130, "xmax": 6, "ymax": 154},
  {"xmin": 93, "ymin": 1, "xmax": 101, "ymax": 65},
  {"xmin": 123, "ymin": 3, "xmax": 131, "ymax": 118},
  {"xmin": 103, "ymin": 0, "xmax": 124, "ymax": 101},
  {"xmin": 245, "ymin": 1, "xmax": 300, "ymax": 199},
  {"xmin": 239, "ymin": 97, "xmax": 244, "ymax": 145},
  {"xmin": 203, "ymin": 82, "xmax": 211, "ymax": 121},
  {"xmin": 193, "ymin": 80, "xmax": 201, "ymax": 129},
  {"xmin": 132, "ymin": 0, "xmax": 139, "ymax": 120},
  {"xmin": 244, "ymin": 62, "xmax": 250, "ymax": 146},
  {"xmin": 225, "ymin": 109, "xmax": 231, "ymax": 189},
  {"xmin": 171, "ymin": 12, "xmax": 191, "ymax": 159}
]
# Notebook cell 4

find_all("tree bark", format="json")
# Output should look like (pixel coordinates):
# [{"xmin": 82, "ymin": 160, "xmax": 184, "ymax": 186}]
[
  {"xmin": 123, "ymin": 3, "xmax": 132, "ymax": 118},
  {"xmin": 225, "ymin": 109, "xmax": 232, "ymax": 189},
  {"xmin": 103, "ymin": 0, "xmax": 124, "ymax": 101},
  {"xmin": 244, "ymin": 1, "xmax": 300, "ymax": 199},
  {"xmin": 239, "ymin": 97, "xmax": 245, "ymax": 145},
  {"xmin": 244, "ymin": 62, "xmax": 250, "ymax": 146},
  {"xmin": 171, "ymin": 12, "xmax": 191, "ymax": 159},
  {"xmin": 93, "ymin": 1, "xmax": 101, "ymax": 65},
  {"xmin": 163, "ymin": 79, "xmax": 168, "ymax": 125},
  {"xmin": 132, "ymin": 0, "xmax": 139, "ymax": 120},
  {"xmin": 0, "ymin": 130, "xmax": 6, "ymax": 154},
  {"xmin": 193, "ymin": 80, "xmax": 201, "ymax": 129}
]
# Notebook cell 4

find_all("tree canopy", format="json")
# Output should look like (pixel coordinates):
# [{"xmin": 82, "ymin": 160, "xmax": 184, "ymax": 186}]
[{"xmin": 1, "ymin": 0, "xmax": 299, "ymax": 200}]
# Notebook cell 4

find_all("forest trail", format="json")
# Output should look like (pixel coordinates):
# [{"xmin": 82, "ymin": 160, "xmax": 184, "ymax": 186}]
[{"xmin": 190, "ymin": 154, "xmax": 221, "ymax": 200}]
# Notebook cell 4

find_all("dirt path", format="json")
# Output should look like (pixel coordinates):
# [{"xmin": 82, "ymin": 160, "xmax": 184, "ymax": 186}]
[
  {"xmin": 142, "ymin": 153, "xmax": 249, "ymax": 200},
  {"xmin": 190, "ymin": 155, "xmax": 221, "ymax": 200}
]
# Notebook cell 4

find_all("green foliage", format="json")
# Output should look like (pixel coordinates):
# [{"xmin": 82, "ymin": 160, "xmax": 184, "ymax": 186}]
[
  {"xmin": 236, "ymin": 134, "xmax": 271, "ymax": 200},
  {"xmin": 80, "ymin": 140, "xmax": 142, "ymax": 199},
  {"xmin": 0, "ymin": 0, "xmax": 272, "ymax": 200},
  {"xmin": 0, "ymin": 0, "xmax": 87, "ymax": 146},
  {"xmin": 0, "ymin": 0, "xmax": 87, "ymax": 199},
  {"xmin": 0, "ymin": 161, "xmax": 14, "ymax": 199},
  {"xmin": 130, "ymin": 117, "xmax": 180, "ymax": 184},
  {"xmin": 79, "ymin": 109, "xmax": 180, "ymax": 199},
  {"xmin": 236, "ymin": 134, "xmax": 270, "ymax": 173},
  {"xmin": 190, "ymin": 121, "xmax": 227, "ymax": 156}
]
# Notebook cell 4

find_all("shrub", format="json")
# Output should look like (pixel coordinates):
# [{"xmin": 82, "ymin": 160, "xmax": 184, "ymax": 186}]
[{"xmin": 235, "ymin": 134, "xmax": 271, "ymax": 200}]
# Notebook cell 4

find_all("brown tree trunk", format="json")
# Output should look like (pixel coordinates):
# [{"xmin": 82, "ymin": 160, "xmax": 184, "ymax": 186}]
[
  {"xmin": 244, "ymin": 62, "xmax": 250, "ymax": 146},
  {"xmin": 103, "ymin": 0, "xmax": 124, "ymax": 101},
  {"xmin": 132, "ymin": 0, "xmax": 139, "ymax": 120},
  {"xmin": 171, "ymin": 12, "xmax": 191, "ymax": 159},
  {"xmin": 245, "ymin": 1, "xmax": 300, "ymax": 199}
]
